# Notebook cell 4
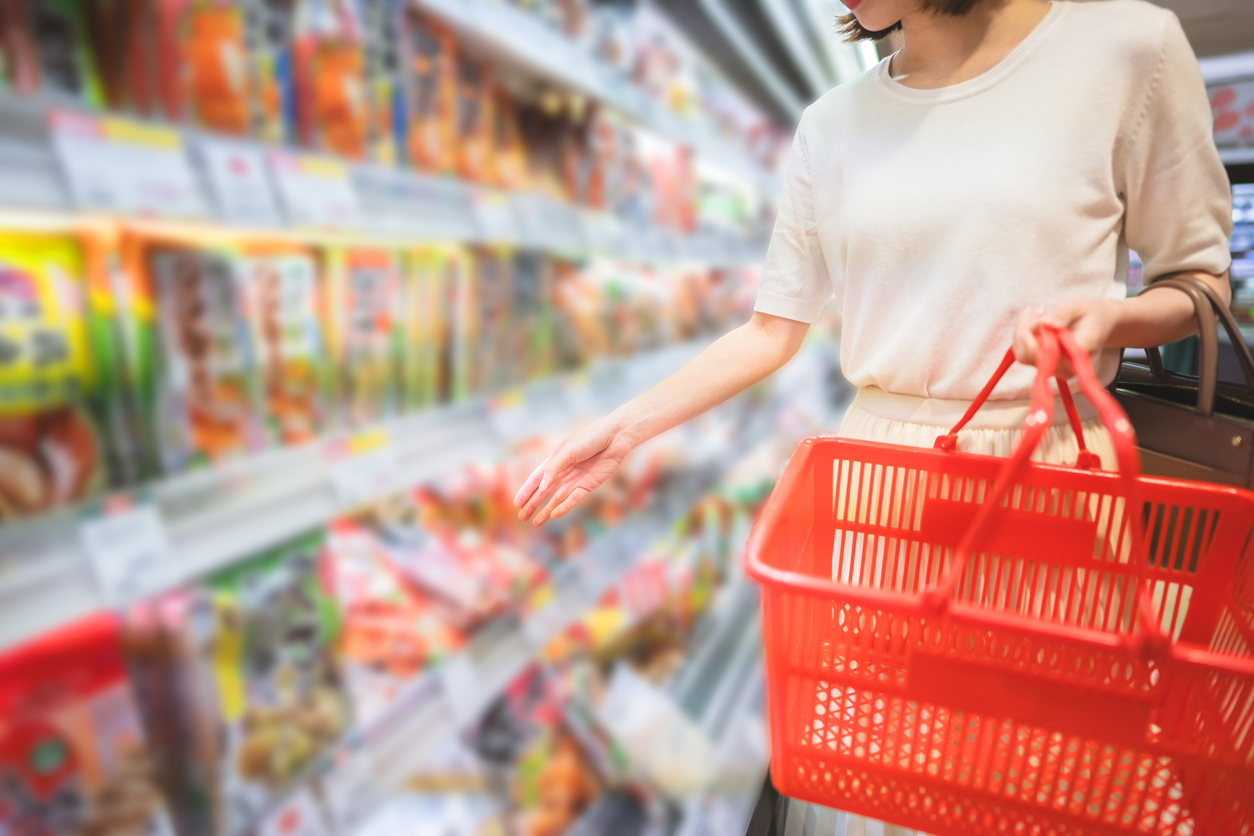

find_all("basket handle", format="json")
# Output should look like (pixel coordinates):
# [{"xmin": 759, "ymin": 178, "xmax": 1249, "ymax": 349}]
[
  {"xmin": 934, "ymin": 348, "xmax": 1102, "ymax": 470},
  {"xmin": 924, "ymin": 326, "xmax": 1165, "ymax": 657}
]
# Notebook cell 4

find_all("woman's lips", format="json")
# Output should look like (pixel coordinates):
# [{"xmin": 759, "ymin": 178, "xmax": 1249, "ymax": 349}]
[{"xmin": 845, "ymin": 0, "xmax": 861, "ymax": 9}]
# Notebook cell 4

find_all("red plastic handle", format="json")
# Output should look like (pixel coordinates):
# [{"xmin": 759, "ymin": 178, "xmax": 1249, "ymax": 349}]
[
  {"xmin": 925, "ymin": 326, "xmax": 1163, "ymax": 656},
  {"xmin": 934, "ymin": 348, "xmax": 1101, "ymax": 469}
]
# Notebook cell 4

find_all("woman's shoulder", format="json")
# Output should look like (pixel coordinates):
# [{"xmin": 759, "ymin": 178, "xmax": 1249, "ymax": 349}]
[{"xmin": 1059, "ymin": 0, "xmax": 1183, "ymax": 63}]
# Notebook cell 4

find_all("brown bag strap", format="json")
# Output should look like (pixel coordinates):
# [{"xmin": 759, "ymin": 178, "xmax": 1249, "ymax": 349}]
[
  {"xmin": 1186, "ymin": 277, "xmax": 1254, "ymax": 391},
  {"xmin": 1140, "ymin": 278, "xmax": 1219, "ymax": 416}
]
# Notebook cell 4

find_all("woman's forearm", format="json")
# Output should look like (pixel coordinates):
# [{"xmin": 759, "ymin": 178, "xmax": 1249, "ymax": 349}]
[
  {"xmin": 1108, "ymin": 270, "xmax": 1232, "ymax": 348},
  {"xmin": 610, "ymin": 311, "xmax": 809, "ymax": 448}
]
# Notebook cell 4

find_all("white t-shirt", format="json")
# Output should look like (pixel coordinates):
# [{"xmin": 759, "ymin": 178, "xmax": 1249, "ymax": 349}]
[{"xmin": 755, "ymin": 0, "xmax": 1232, "ymax": 402}]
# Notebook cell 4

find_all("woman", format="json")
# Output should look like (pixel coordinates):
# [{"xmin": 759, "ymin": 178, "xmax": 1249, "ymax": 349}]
[{"xmin": 515, "ymin": 0, "xmax": 1232, "ymax": 526}]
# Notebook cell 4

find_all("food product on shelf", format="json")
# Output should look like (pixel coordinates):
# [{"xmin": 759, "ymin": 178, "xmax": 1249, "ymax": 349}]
[
  {"xmin": 325, "ymin": 518, "xmax": 464, "ymax": 724},
  {"xmin": 357, "ymin": 0, "xmax": 402, "ymax": 166},
  {"xmin": 0, "ymin": 225, "xmax": 125, "ymax": 522},
  {"xmin": 452, "ymin": 52, "xmax": 494, "ymax": 183},
  {"xmin": 199, "ymin": 532, "xmax": 351, "ymax": 830},
  {"xmin": 324, "ymin": 245, "xmax": 401, "ymax": 427},
  {"xmin": 122, "ymin": 231, "xmax": 262, "ymax": 474},
  {"xmin": 235, "ymin": 239, "xmax": 329, "ymax": 446},
  {"xmin": 398, "ymin": 6, "xmax": 457, "ymax": 175},
  {"xmin": 0, "ymin": 613, "xmax": 175, "ymax": 836},
  {"xmin": 157, "ymin": 0, "xmax": 253, "ymax": 134},
  {"xmin": 23, "ymin": 0, "xmax": 104, "ymax": 105},
  {"xmin": 397, "ymin": 244, "xmax": 459, "ymax": 411},
  {"xmin": 292, "ymin": 0, "xmax": 369, "ymax": 159}
]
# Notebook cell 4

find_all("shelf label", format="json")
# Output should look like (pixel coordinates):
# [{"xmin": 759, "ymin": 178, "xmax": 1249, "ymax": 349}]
[
  {"xmin": 49, "ymin": 109, "xmax": 207, "ymax": 217},
  {"xmin": 470, "ymin": 188, "xmax": 520, "ymax": 242},
  {"xmin": 81, "ymin": 500, "xmax": 172, "ymax": 606},
  {"xmin": 197, "ymin": 137, "xmax": 282, "ymax": 226},
  {"xmin": 269, "ymin": 151, "xmax": 360, "ymax": 228},
  {"xmin": 325, "ymin": 429, "xmax": 400, "ymax": 510},
  {"xmin": 580, "ymin": 211, "xmax": 624, "ymax": 254},
  {"xmin": 258, "ymin": 788, "xmax": 331, "ymax": 836}
]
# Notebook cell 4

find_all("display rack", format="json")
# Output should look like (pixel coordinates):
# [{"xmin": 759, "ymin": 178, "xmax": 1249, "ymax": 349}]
[
  {"xmin": 0, "ymin": 338, "xmax": 717, "ymax": 650},
  {"xmin": 255, "ymin": 387, "xmax": 783, "ymax": 836},
  {"xmin": 413, "ymin": 0, "xmax": 780, "ymax": 195},
  {"xmin": 0, "ymin": 94, "xmax": 766, "ymax": 265}
]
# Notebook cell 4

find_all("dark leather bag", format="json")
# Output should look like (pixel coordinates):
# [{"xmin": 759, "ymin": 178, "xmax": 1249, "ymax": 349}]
[{"xmin": 1111, "ymin": 276, "xmax": 1254, "ymax": 488}]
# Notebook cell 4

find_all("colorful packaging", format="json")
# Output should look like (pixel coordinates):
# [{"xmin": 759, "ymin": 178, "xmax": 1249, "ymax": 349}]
[
  {"xmin": 357, "ymin": 0, "xmax": 404, "ymax": 166},
  {"xmin": 0, "ymin": 227, "xmax": 126, "ymax": 522},
  {"xmin": 398, "ymin": 8, "xmax": 456, "ymax": 174},
  {"xmin": 292, "ymin": 0, "xmax": 369, "ymax": 159},
  {"xmin": 489, "ymin": 87, "xmax": 527, "ymax": 191},
  {"xmin": 324, "ymin": 246, "xmax": 401, "ymax": 427},
  {"xmin": 24, "ymin": 0, "xmax": 106, "ymax": 105},
  {"xmin": 325, "ymin": 518, "xmax": 464, "ymax": 724},
  {"xmin": 452, "ymin": 54, "xmax": 493, "ymax": 182},
  {"xmin": 460, "ymin": 247, "xmax": 513, "ymax": 396},
  {"xmin": 121, "ymin": 232, "xmax": 262, "ymax": 475},
  {"xmin": 0, "ymin": 614, "xmax": 174, "ymax": 836},
  {"xmin": 245, "ymin": 0, "xmax": 297, "ymax": 144},
  {"xmin": 201, "ymin": 532, "xmax": 351, "ymax": 829},
  {"xmin": 398, "ymin": 245, "xmax": 462, "ymax": 410},
  {"xmin": 235, "ymin": 241, "xmax": 329, "ymax": 447}
]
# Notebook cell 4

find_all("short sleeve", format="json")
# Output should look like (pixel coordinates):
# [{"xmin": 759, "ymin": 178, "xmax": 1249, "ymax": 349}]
[
  {"xmin": 1122, "ymin": 11, "xmax": 1232, "ymax": 284},
  {"xmin": 754, "ymin": 122, "xmax": 833, "ymax": 323}
]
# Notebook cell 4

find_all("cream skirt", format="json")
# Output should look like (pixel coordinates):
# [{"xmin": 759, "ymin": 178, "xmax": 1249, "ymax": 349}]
[{"xmin": 838, "ymin": 385, "xmax": 1116, "ymax": 469}]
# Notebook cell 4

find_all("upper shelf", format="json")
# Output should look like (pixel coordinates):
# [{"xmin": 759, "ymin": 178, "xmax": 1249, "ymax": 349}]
[
  {"xmin": 0, "ymin": 94, "xmax": 766, "ymax": 266},
  {"xmin": 412, "ymin": 0, "xmax": 781, "ymax": 196}
]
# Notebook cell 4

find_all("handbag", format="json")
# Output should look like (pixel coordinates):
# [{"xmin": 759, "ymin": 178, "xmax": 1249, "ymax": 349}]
[{"xmin": 1111, "ymin": 275, "xmax": 1254, "ymax": 487}]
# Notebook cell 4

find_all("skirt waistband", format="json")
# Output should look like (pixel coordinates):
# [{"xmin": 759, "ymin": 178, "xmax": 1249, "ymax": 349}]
[{"xmin": 852, "ymin": 385, "xmax": 1097, "ymax": 431}]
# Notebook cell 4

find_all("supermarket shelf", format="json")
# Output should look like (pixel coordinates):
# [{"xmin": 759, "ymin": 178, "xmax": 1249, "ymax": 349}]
[
  {"xmin": 694, "ymin": 0, "xmax": 807, "ymax": 122},
  {"xmin": 413, "ymin": 0, "xmax": 780, "ymax": 196},
  {"xmin": 314, "ymin": 399, "xmax": 780, "ymax": 833},
  {"xmin": 0, "ymin": 94, "xmax": 767, "ymax": 266},
  {"xmin": 0, "ymin": 338, "xmax": 713, "ymax": 650}
]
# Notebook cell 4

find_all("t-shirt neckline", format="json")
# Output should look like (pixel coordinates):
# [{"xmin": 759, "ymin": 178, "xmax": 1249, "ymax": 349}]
[{"xmin": 876, "ymin": 1, "xmax": 1065, "ymax": 104}]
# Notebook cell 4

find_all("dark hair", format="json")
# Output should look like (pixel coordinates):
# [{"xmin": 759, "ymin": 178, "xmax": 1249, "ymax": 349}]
[{"xmin": 838, "ymin": 0, "xmax": 986, "ymax": 42}]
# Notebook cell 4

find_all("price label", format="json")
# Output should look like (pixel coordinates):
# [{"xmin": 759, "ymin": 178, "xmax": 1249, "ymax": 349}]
[
  {"xmin": 81, "ymin": 501, "xmax": 172, "ymax": 606},
  {"xmin": 197, "ymin": 137, "xmax": 281, "ymax": 226},
  {"xmin": 439, "ymin": 653, "xmax": 480, "ymax": 727},
  {"xmin": 269, "ymin": 151, "xmax": 360, "ymax": 228},
  {"xmin": 49, "ymin": 109, "xmax": 206, "ymax": 217},
  {"xmin": 258, "ymin": 788, "xmax": 332, "ymax": 836},
  {"xmin": 471, "ymin": 188, "xmax": 520, "ymax": 243},
  {"xmin": 325, "ymin": 429, "xmax": 400, "ymax": 510}
]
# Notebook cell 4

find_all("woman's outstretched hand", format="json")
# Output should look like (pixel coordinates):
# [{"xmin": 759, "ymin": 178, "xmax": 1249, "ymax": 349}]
[{"xmin": 513, "ymin": 416, "xmax": 636, "ymax": 526}]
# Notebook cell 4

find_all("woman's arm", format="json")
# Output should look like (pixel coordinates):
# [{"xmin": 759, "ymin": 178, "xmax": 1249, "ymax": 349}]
[
  {"xmin": 1013, "ymin": 269, "xmax": 1233, "ymax": 373},
  {"xmin": 514, "ymin": 311, "xmax": 810, "ymax": 525}
]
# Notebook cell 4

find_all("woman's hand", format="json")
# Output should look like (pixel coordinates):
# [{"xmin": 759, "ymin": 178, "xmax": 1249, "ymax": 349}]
[
  {"xmin": 514, "ymin": 415, "xmax": 636, "ymax": 526},
  {"xmin": 1013, "ymin": 297, "xmax": 1118, "ymax": 378}
]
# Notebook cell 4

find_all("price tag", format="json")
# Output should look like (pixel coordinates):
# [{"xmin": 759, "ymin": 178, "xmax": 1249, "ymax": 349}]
[
  {"xmin": 439, "ymin": 653, "xmax": 480, "ymax": 727},
  {"xmin": 325, "ymin": 429, "xmax": 400, "ymax": 510},
  {"xmin": 81, "ymin": 501, "xmax": 173, "ymax": 606},
  {"xmin": 49, "ymin": 109, "xmax": 207, "ymax": 217},
  {"xmin": 471, "ymin": 188, "xmax": 520, "ymax": 243},
  {"xmin": 269, "ymin": 151, "xmax": 360, "ymax": 228},
  {"xmin": 258, "ymin": 788, "xmax": 332, "ymax": 836},
  {"xmin": 197, "ymin": 137, "xmax": 281, "ymax": 226}
]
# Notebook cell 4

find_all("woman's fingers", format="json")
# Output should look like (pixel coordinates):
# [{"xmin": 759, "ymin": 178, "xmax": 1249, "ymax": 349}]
[
  {"xmin": 513, "ymin": 458, "xmax": 548, "ymax": 508},
  {"xmin": 532, "ymin": 479, "xmax": 581, "ymax": 526}
]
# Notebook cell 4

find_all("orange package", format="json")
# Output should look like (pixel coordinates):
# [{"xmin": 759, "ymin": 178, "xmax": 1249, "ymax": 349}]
[
  {"xmin": 400, "ymin": 8, "xmax": 457, "ymax": 174},
  {"xmin": 293, "ymin": 0, "xmax": 369, "ymax": 159},
  {"xmin": 453, "ymin": 53, "xmax": 493, "ymax": 182}
]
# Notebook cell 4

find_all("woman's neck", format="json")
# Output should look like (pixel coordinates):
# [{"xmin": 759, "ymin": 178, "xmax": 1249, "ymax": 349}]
[{"xmin": 890, "ymin": 0, "xmax": 1051, "ymax": 89}]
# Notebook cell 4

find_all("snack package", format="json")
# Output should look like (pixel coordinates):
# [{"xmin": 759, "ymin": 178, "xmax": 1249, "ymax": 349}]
[
  {"xmin": 0, "ymin": 226, "xmax": 125, "ymax": 522},
  {"xmin": 324, "ymin": 246, "xmax": 401, "ymax": 428},
  {"xmin": 0, "ymin": 613, "xmax": 175, "ymax": 836},
  {"xmin": 235, "ymin": 241, "xmax": 329, "ymax": 447},
  {"xmin": 292, "ymin": 0, "xmax": 369, "ymax": 159},
  {"xmin": 489, "ymin": 87, "xmax": 528, "ymax": 191},
  {"xmin": 120, "ymin": 232, "xmax": 263, "ymax": 475},
  {"xmin": 246, "ymin": 0, "xmax": 298, "ymax": 143},
  {"xmin": 399, "ymin": 7, "xmax": 457, "ymax": 174},
  {"xmin": 452, "ymin": 53, "xmax": 493, "ymax": 182},
  {"xmin": 325, "ymin": 518, "xmax": 464, "ymax": 724},
  {"xmin": 399, "ymin": 245, "xmax": 463, "ymax": 410},
  {"xmin": 357, "ymin": 0, "xmax": 403, "ymax": 166},
  {"xmin": 157, "ymin": 0, "xmax": 253, "ymax": 133},
  {"xmin": 461, "ymin": 247, "xmax": 513, "ymax": 396},
  {"xmin": 24, "ymin": 0, "xmax": 105, "ymax": 105},
  {"xmin": 202, "ymin": 532, "xmax": 352, "ymax": 829}
]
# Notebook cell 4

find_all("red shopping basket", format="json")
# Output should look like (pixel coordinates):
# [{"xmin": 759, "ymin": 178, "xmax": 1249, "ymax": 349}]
[{"xmin": 746, "ymin": 327, "xmax": 1254, "ymax": 835}]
